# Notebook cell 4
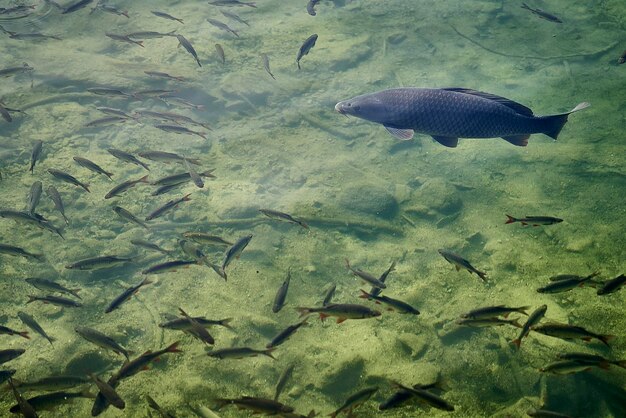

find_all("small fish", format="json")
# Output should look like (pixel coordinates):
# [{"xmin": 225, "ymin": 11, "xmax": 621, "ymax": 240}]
[
  {"xmin": 96, "ymin": 107, "xmax": 135, "ymax": 119},
  {"xmin": 511, "ymin": 304, "xmax": 547, "ymax": 348},
  {"xmin": 107, "ymin": 148, "xmax": 150, "ymax": 171},
  {"xmin": 272, "ymin": 269, "xmax": 291, "ymax": 313},
  {"xmin": 75, "ymin": 326, "xmax": 130, "ymax": 360},
  {"xmin": 521, "ymin": 2, "xmax": 563, "ymax": 23},
  {"xmin": 155, "ymin": 124, "xmax": 207, "ymax": 139},
  {"xmin": 27, "ymin": 295, "xmax": 83, "ymax": 308},
  {"xmin": 26, "ymin": 181, "xmax": 42, "ymax": 214},
  {"xmin": 389, "ymin": 382, "xmax": 454, "ymax": 411},
  {"xmin": 113, "ymin": 341, "xmax": 182, "ymax": 381},
  {"xmin": 540, "ymin": 360, "xmax": 593, "ymax": 375},
  {"xmin": 370, "ymin": 261, "xmax": 394, "ymax": 297},
  {"xmin": 48, "ymin": 169, "xmax": 90, "ymax": 192},
  {"xmin": 267, "ymin": 319, "xmax": 307, "ymax": 349},
  {"xmin": 46, "ymin": 185, "xmax": 68, "ymax": 224},
  {"xmin": 345, "ymin": 259, "xmax": 387, "ymax": 289},
  {"xmin": 0, "ymin": 324, "xmax": 29, "ymax": 339},
  {"xmin": 537, "ymin": 272, "xmax": 600, "ymax": 293},
  {"xmin": 8, "ymin": 379, "xmax": 38, "ymax": 418},
  {"xmin": 182, "ymin": 232, "xmax": 232, "ymax": 246},
  {"xmin": 142, "ymin": 259, "xmax": 198, "ymax": 274},
  {"xmin": 359, "ymin": 290, "xmax": 420, "ymax": 315},
  {"xmin": 10, "ymin": 390, "xmax": 96, "ymax": 414},
  {"xmin": 260, "ymin": 209, "xmax": 307, "ymax": 228},
  {"xmin": 105, "ymin": 175, "xmax": 149, "ymax": 199},
  {"xmin": 207, "ymin": 18, "xmax": 239, "ymax": 37},
  {"xmin": 0, "ymin": 243, "xmax": 44, "ymax": 261},
  {"xmin": 0, "ymin": 349, "xmax": 26, "ymax": 365},
  {"xmin": 144, "ymin": 71, "xmax": 186, "ymax": 81},
  {"xmin": 85, "ymin": 116, "xmax": 128, "ymax": 127},
  {"xmin": 557, "ymin": 352, "xmax": 626, "ymax": 369},
  {"xmin": 65, "ymin": 255, "xmax": 133, "ymax": 270},
  {"xmin": 131, "ymin": 239, "xmax": 170, "ymax": 254},
  {"xmin": 126, "ymin": 31, "xmax": 176, "ymax": 40},
  {"xmin": 438, "ymin": 249, "xmax": 487, "ymax": 281},
  {"xmin": 296, "ymin": 303, "xmax": 381, "ymax": 323},
  {"xmin": 207, "ymin": 346, "xmax": 275, "ymax": 360},
  {"xmin": 87, "ymin": 87, "xmax": 133, "ymax": 98},
  {"xmin": 138, "ymin": 151, "xmax": 201, "ymax": 165},
  {"xmin": 208, "ymin": 0, "xmax": 257, "ymax": 7},
  {"xmin": 261, "ymin": 53, "xmax": 275, "ymax": 79},
  {"xmin": 461, "ymin": 305, "xmax": 529, "ymax": 320},
  {"xmin": 10, "ymin": 31, "xmax": 61, "ymax": 40},
  {"xmin": 105, "ymin": 278, "xmax": 153, "ymax": 313},
  {"xmin": 296, "ymin": 34, "xmax": 318, "ymax": 69},
  {"xmin": 456, "ymin": 317, "xmax": 521, "ymax": 328},
  {"xmin": 213, "ymin": 234, "xmax": 253, "ymax": 280},
  {"xmin": 0, "ymin": 210, "xmax": 63, "ymax": 238},
  {"xmin": 597, "ymin": 274, "xmax": 626, "ymax": 295},
  {"xmin": 0, "ymin": 102, "xmax": 12, "ymax": 122},
  {"xmin": 184, "ymin": 160, "xmax": 204, "ymax": 188},
  {"xmin": 505, "ymin": 215, "xmax": 563, "ymax": 226},
  {"xmin": 152, "ymin": 182, "xmax": 186, "ymax": 196},
  {"xmin": 151, "ymin": 10, "xmax": 183, "ymax": 24},
  {"xmin": 178, "ymin": 308, "xmax": 214, "ymax": 345},
  {"xmin": 329, "ymin": 386, "xmax": 379, "ymax": 418},
  {"xmin": 62, "ymin": 0, "xmax": 94, "ymax": 14},
  {"xmin": 179, "ymin": 239, "xmax": 205, "ymax": 260},
  {"xmin": 152, "ymin": 170, "xmax": 215, "ymax": 186},
  {"xmin": 134, "ymin": 89, "xmax": 176, "ymax": 98},
  {"xmin": 90, "ymin": 374, "xmax": 125, "ymax": 410},
  {"xmin": 176, "ymin": 35, "xmax": 202, "ymax": 67},
  {"xmin": 10, "ymin": 375, "xmax": 90, "ymax": 392},
  {"xmin": 215, "ymin": 43, "xmax": 225, "ymax": 64},
  {"xmin": 73, "ymin": 156, "xmax": 113, "ymax": 180},
  {"xmin": 159, "ymin": 316, "xmax": 232, "ymax": 331},
  {"xmin": 25, "ymin": 278, "xmax": 81, "ymax": 299},
  {"xmin": 307, "ymin": 0, "xmax": 320, "ymax": 16},
  {"xmin": 92, "ymin": 3, "xmax": 128, "ymax": 18},
  {"xmin": 0, "ymin": 62, "xmax": 33, "ymax": 77},
  {"xmin": 106, "ymin": 32, "xmax": 144, "ymax": 47},
  {"xmin": 221, "ymin": 10, "xmax": 249, "ymax": 26},
  {"xmin": 29, "ymin": 140, "xmax": 43, "ymax": 173},
  {"xmin": 273, "ymin": 364, "xmax": 295, "ymax": 401},
  {"xmin": 145, "ymin": 193, "xmax": 192, "ymax": 221},
  {"xmin": 158, "ymin": 94, "xmax": 205, "ymax": 110},
  {"xmin": 113, "ymin": 206, "xmax": 149, "ymax": 229},
  {"xmin": 18, "ymin": 311, "xmax": 55, "ymax": 345},
  {"xmin": 532, "ymin": 323, "xmax": 614, "ymax": 346},
  {"xmin": 322, "ymin": 283, "xmax": 336, "ymax": 306}
]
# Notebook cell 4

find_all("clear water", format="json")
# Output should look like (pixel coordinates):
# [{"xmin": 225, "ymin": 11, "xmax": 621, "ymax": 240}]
[{"xmin": 0, "ymin": 0, "xmax": 625, "ymax": 416}]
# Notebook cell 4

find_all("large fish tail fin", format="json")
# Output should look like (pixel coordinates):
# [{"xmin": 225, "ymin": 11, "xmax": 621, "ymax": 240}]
[{"xmin": 542, "ymin": 102, "xmax": 590, "ymax": 140}]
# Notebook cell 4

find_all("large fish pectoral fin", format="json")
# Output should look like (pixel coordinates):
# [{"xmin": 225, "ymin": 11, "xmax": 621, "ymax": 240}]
[
  {"xmin": 502, "ymin": 135, "xmax": 530, "ymax": 146},
  {"xmin": 431, "ymin": 136, "xmax": 459, "ymax": 148},
  {"xmin": 384, "ymin": 126, "xmax": 414, "ymax": 140}
]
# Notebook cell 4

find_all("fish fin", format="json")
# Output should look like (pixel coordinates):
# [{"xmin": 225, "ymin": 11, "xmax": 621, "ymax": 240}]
[
  {"xmin": 477, "ymin": 271, "xmax": 488, "ymax": 282},
  {"xmin": 19, "ymin": 331, "xmax": 30, "ymax": 340},
  {"xmin": 264, "ymin": 348, "xmax": 276, "ymax": 360},
  {"xmin": 384, "ymin": 126, "xmax": 414, "ymax": 140},
  {"xmin": 454, "ymin": 265, "xmax": 461, "ymax": 271},
  {"xmin": 502, "ymin": 135, "xmax": 530, "ymax": 147},
  {"xmin": 511, "ymin": 339, "xmax": 521, "ymax": 348},
  {"xmin": 442, "ymin": 88, "xmax": 534, "ymax": 116},
  {"xmin": 166, "ymin": 341, "xmax": 182, "ymax": 353},
  {"xmin": 336, "ymin": 317, "xmax": 347, "ymax": 324},
  {"xmin": 319, "ymin": 313, "xmax": 329, "ymax": 321},
  {"xmin": 600, "ymin": 335, "xmax": 615, "ymax": 347},
  {"xmin": 358, "ymin": 289, "xmax": 371, "ymax": 299},
  {"xmin": 505, "ymin": 214, "xmax": 517, "ymax": 224},
  {"xmin": 431, "ymin": 136, "xmax": 459, "ymax": 148}
]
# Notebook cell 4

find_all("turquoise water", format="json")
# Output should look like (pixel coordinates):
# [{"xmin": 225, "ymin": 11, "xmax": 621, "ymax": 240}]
[{"xmin": 1, "ymin": 0, "xmax": 625, "ymax": 416}]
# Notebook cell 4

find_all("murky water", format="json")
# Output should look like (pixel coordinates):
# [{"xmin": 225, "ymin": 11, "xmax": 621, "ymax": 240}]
[{"xmin": 1, "ymin": 0, "xmax": 625, "ymax": 416}]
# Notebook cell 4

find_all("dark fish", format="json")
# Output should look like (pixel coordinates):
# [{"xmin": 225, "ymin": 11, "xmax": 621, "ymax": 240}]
[
  {"xmin": 207, "ymin": 346, "xmax": 275, "ymax": 360},
  {"xmin": 532, "ymin": 323, "xmax": 614, "ymax": 346},
  {"xmin": 107, "ymin": 148, "xmax": 150, "ymax": 171},
  {"xmin": 329, "ymin": 386, "xmax": 379, "ymax": 418},
  {"xmin": 359, "ymin": 290, "xmax": 420, "ymax": 315},
  {"xmin": 345, "ymin": 259, "xmax": 387, "ymax": 288},
  {"xmin": 521, "ymin": 2, "xmax": 563, "ymax": 23},
  {"xmin": 151, "ymin": 10, "xmax": 184, "ymax": 24},
  {"xmin": 92, "ymin": 3, "xmax": 128, "ymax": 18},
  {"xmin": 0, "ymin": 102, "xmax": 12, "ymax": 121},
  {"xmin": 114, "ymin": 341, "xmax": 181, "ymax": 381},
  {"xmin": 597, "ymin": 274, "xmax": 626, "ymax": 295},
  {"xmin": 273, "ymin": 364, "xmax": 295, "ymax": 401},
  {"xmin": 335, "ymin": 88, "xmax": 589, "ymax": 147},
  {"xmin": 0, "ymin": 324, "xmax": 29, "ymax": 339},
  {"xmin": 152, "ymin": 170, "xmax": 215, "ymax": 186},
  {"xmin": 62, "ymin": 0, "xmax": 94, "ymax": 14},
  {"xmin": 296, "ymin": 34, "xmax": 318, "ymax": 69},
  {"xmin": 0, "ymin": 62, "xmax": 33, "ymax": 77},
  {"xmin": 154, "ymin": 124, "xmax": 207, "ymax": 139},
  {"xmin": 18, "ymin": 311, "xmax": 54, "ymax": 345},
  {"xmin": 159, "ymin": 316, "xmax": 232, "ymax": 331},
  {"xmin": 8, "ymin": 379, "xmax": 38, "ymax": 418},
  {"xmin": 66, "ymin": 255, "xmax": 133, "ymax": 270},
  {"xmin": 322, "ymin": 283, "xmax": 336, "ymax": 306},
  {"xmin": 213, "ymin": 234, "xmax": 253, "ymax": 280},
  {"xmin": 145, "ymin": 193, "xmax": 192, "ymax": 221},
  {"xmin": 461, "ymin": 305, "xmax": 529, "ymax": 320},
  {"xmin": 260, "ymin": 209, "xmax": 307, "ymax": 228},
  {"xmin": 9, "ymin": 31, "xmax": 61, "ymax": 40},
  {"xmin": 27, "ymin": 295, "xmax": 82, "ymax": 308},
  {"xmin": 176, "ymin": 35, "xmax": 201, "ymax": 67},
  {"xmin": 0, "ymin": 349, "xmax": 25, "ymax": 365},
  {"xmin": 0, "ymin": 243, "xmax": 44, "ymax": 261},
  {"xmin": 152, "ymin": 182, "xmax": 186, "ymax": 196},
  {"xmin": 370, "ymin": 261, "xmax": 396, "ymax": 297},
  {"xmin": 307, "ymin": 0, "xmax": 320, "ymax": 16},
  {"xmin": 144, "ymin": 71, "xmax": 186, "ymax": 81},
  {"xmin": 9, "ymin": 389, "xmax": 95, "ymax": 413},
  {"xmin": 75, "ymin": 326, "xmax": 130, "ymax": 360},
  {"xmin": 0, "ymin": 370, "xmax": 16, "ymax": 385},
  {"xmin": 113, "ymin": 206, "xmax": 149, "ymax": 229},
  {"xmin": 131, "ymin": 239, "xmax": 171, "ymax": 254},
  {"xmin": 0, "ymin": 209, "xmax": 64, "ymax": 238},
  {"xmin": 390, "ymin": 382, "xmax": 454, "ymax": 411},
  {"xmin": 87, "ymin": 87, "xmax": 133, "ymax": 98},
  {"xmin": 456, "ymin": 317, "xmax": 521, "ymax": 328},
  {"xmin": 266, "ymin": 319, "xmax": 307, "ymax": 349},
  {"xmin": 261, "ymin": 53, "xmax": 275, "ymax": 79},
  {"xmin": 537, "ymin": 272, "xmax": 600, "ymax": 293},
  {"xmin": 438, "ymin": 249, "xmax": 487, "ymax": 281},
  {"xmin": 142, "ymin": 259, "xmax": 197, "ymax": 274},
  {"xmin": 105, "ymin": 278, "xmax": 153, "ymax": 313},
  {"xmin": 505, "ymin": 215, "xmax": 563, "ymax": 226},
  {"xmin": 89, "ymin": 374, "xmax": 125, "ymax": 410},
  {"xmin": 29, "ymin": 140, "xmax": 43, "ymax": 173},
  {"xmin": 46, "ymin": 185, "xmax": 69, "ymax": 224},
  {"xmin": 73, "ymin": 156, "xmax": 113, "ymax": 180},
  {"xmin": 221, "ymin": 10, "xmax": 249, "ymax": 26},
  {"xmin": 126, "ymin": 31, "xmax": 176, "ymax": 40},
  {"xmin": 296, "ymin": 303, "xmax": 381, "ymax": 323},
  {"xmin": 540, "ymin": 360, "xmax": 594, "ymax": 375},
  {"xmin": 138, "ymin": 150, "xmax": 201, "ymax": 164},
  {"xmin": 557, "ymin": 352, "xmax": 626, "ymax": 369},
  {"xmin": 272, "ymin": 269, "xmax": 291, "ymax": 313},
  {"xmin": 105, "ymin": 175, "xmax": 149, "ymax": 199},
  {"xmin": 215, "ymin": 43, "xmax": 225, "ymax": 64},
  {"xmin": 26, "ymin": 181, "xmax": 42, "ymax": 214},
  {"xmin": 206, "ymin": 18, "xmax": 239, "ymax": 37},
  {"xmin": 105, "ymin": 32, "xmax": 143, "ymax": 47},
  {"xmin": 11, "ymin": 375, "xmax": 90, "ymax": 392},
  {"xmin": 48, "ymin": 169, "xmax": 90, "ymax": 192},
  {"xmin": 25, "ymin": 278, "xmax": 81, "ymax": 299},
  {"xmin": 184, "ymin": 161, "xmax": 204, "ymax": 188},
  {"xmin": 209, "ymin": 0, "xmax": 257, "ymax": 7},
  {"xmin": 158, "ymin": 94, "xmax": 205, "ymax": 110},
  {"xmin": 178, "ymin": 308, "xmax": 214, "ymax": 345},
  {"xmin": 84, "ymin": 116, "xmax": 128, "ymax": 127},
  {"xmin": 182, "ymin": 232, "xmax": 232, "ymax": 246},
  {"xmin": 511, "ymin": 304, "xmax": 547, "ymax": 348}
]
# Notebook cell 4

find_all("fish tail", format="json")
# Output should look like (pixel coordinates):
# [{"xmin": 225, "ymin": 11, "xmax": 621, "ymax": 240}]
[
  {"xmin": 505, "ymin": 214, "xmax": 517, "ymax": 224},
  {"xmin": 521, "ymin": 2, "xmax": 530, "ymax": 10},
  {"xmin": 19, "ymin": 331, "xmax": 30, "ymax": 340},
  {"xmin": 218, "ymin": 318, "xmax": 234, "ymax": 329},
  {"xmin": 613, "ymin": 360, "xmax": 626, "ymax": 369},
  {"xmin": 358, "ymin": 289, "xmax": 372, "ymax": 299},
  {"xmin": 26, "ymin": 295, "xmax": 37, "ymax": 304},
  {"xmin": 264, "ymin": 348, "xmax": 277, "ymax": 359},
  {"xmin": 477, "ymin": 270, "xmax": 488, "ymax": 281},
  {"xmin": 511, "ymin": 339, "xmax": 521, "ymax": 348},
  {"xmin": 541, "ymin": 102, "xmax": 590, "ymax": 140},
  {"xmin": 295, "ymin": 307, "xmax": 311, "ymax": 318},
  {"xmin": 599, "ymin": 334, "xmax": 615, "ymax": 347}
]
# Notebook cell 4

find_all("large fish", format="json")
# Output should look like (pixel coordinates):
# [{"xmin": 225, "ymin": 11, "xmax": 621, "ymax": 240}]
[{"xmin": 335, "ymin": 88, "xmax": 589, "ymax": 147}]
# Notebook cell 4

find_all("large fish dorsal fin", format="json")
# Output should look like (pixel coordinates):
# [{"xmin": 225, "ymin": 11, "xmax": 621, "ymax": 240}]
[{"xmin": 442, "ymin": 88, "xmax": 534, "ymax": 117}]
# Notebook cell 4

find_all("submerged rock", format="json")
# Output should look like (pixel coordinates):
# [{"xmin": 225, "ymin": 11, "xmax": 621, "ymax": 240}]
[
  {"xmin": 414, "ymin": 178, "xmax": 463, "ymax": 215},
  {"xmin": 337, "ymin": 184, "xmax": 399, "ymax": 219}
]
